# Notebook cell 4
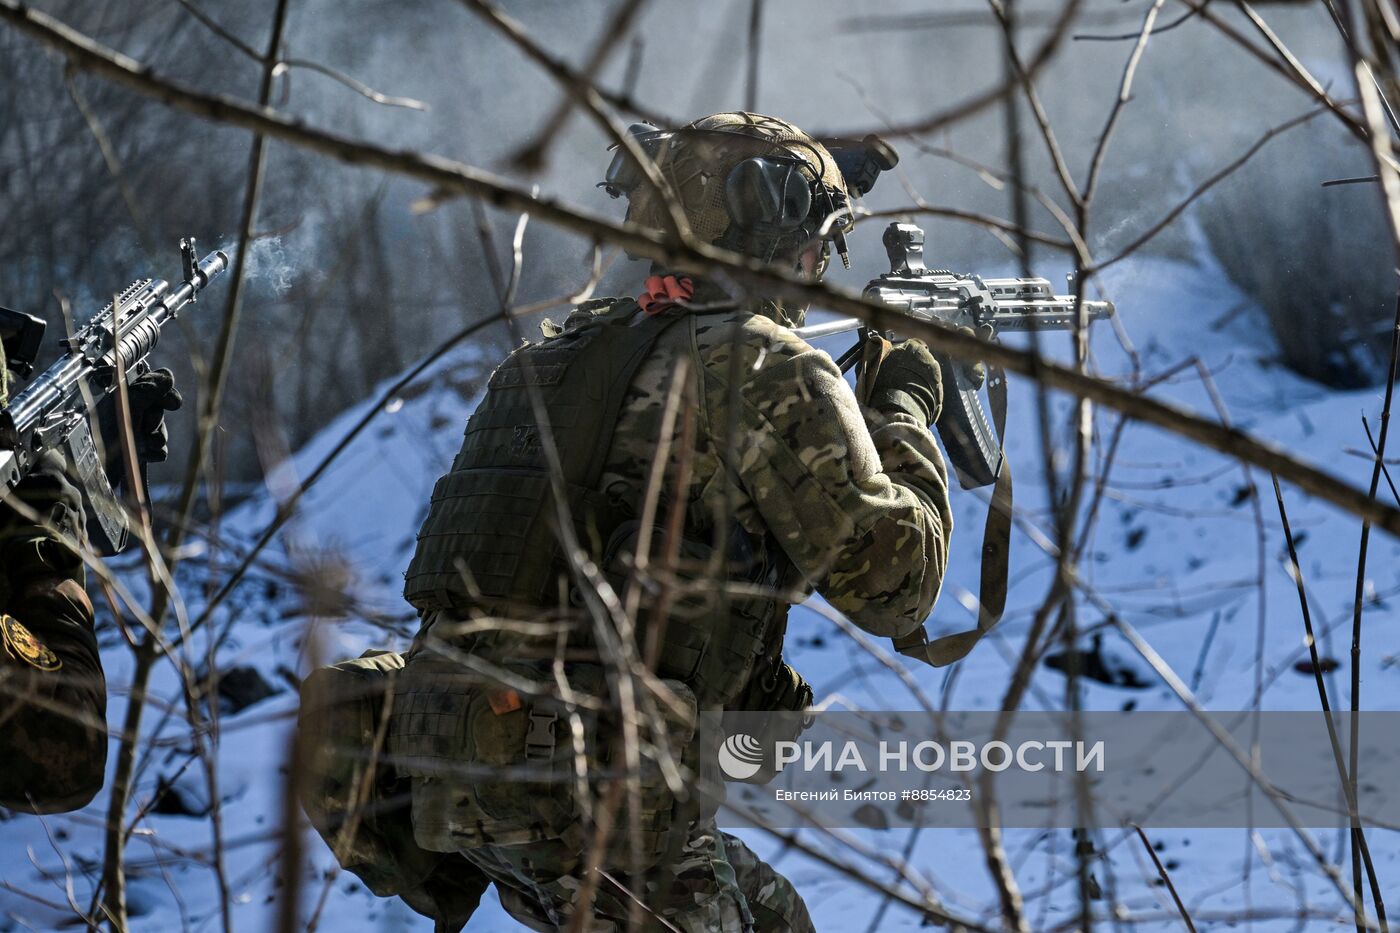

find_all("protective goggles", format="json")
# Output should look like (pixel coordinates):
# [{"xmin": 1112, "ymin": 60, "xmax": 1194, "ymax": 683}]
[{"xmin": 821, "ymin": 134, "xmax": 899, "ymax": 197}]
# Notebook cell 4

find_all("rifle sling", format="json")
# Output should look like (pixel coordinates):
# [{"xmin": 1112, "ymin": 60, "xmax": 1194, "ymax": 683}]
[{"xmin": 893, "ymin": 364, "xmax": 1012, "ymax": 667}]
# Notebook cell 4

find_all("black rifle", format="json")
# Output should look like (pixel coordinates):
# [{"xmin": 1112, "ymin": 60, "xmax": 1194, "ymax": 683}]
[
  {"xmin": 796, "ymin": 222, "xmax": 1114, "ymax": 489},
  {"xmin": 0, "ymin": 239, "xmax": 228, "ymax": 553}
]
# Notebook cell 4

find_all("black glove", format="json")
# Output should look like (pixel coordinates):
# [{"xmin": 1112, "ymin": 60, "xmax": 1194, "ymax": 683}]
[
  {"xmin": 97, "ymin": 368, "xmax": 183, "ymax": 480},
  {"xmin": 865, "ymin": 338, "xmax": 943, "ymax": 426},
  {"xmin": 732, "ymin": 654, "xmax": 813, "ymax": 714},
  {"xmin": 0, "ymin": 450, "xmax": 86, "ymax": 609},
  {"xmin": 723, "ymin": 655, "xmax": 814, "ymax": 786}
]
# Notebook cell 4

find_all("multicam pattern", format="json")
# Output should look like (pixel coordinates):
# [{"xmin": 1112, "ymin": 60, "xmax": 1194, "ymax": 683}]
[
  {"xmin": 467, "ymin": 818, "xmax": 810, "ymax": 933},
  {"xmin": 392, "ymin": 291, "xmax": 951, "ymax": 931},
  {"xmin": 602, "ymin": 296, "xmax": 952, "ymax": 641},
  {"xmin": 721, "ymin": 830, "xmax": 814, "ymax": 933}
]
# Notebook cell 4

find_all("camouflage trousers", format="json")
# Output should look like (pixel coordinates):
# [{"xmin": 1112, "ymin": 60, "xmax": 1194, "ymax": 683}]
[{"xmin": 460, "ymin": 819, "xmax": 813, "ymax": 933}]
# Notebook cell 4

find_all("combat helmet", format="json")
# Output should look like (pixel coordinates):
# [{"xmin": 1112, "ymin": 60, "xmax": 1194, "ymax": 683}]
[{"xmin": 601, "ymin": 111, "xmax": 897, "ymax": 277}]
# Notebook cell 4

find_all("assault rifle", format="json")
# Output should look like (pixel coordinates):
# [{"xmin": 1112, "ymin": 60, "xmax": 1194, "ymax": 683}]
[
  {"xmin": 0, "ymin": 239, "xmax": 229, "ymax": 553},
  {"xmin": 796, "ymin": 222, "xmax": 1114, "ymax": 489},
  {"xmin": 794, "ymin": 223, "xmax": 1114, "ymax": 666}
]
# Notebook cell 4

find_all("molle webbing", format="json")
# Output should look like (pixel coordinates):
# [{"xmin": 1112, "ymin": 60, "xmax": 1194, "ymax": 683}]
[{"xmin": 404, "ymin": 301, "xmax": 681, "ymax": 611}]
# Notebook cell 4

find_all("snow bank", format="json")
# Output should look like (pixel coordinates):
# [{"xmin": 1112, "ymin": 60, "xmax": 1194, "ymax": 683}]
[{"xmin": 4, "ymin": 250, "xmax": 1397, "ymax": 931}]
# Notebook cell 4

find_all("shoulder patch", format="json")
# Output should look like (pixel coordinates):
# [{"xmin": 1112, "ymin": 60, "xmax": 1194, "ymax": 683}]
[{"xmin": 2, "ymin": 614, "xmax": 62, "ymax": 671}]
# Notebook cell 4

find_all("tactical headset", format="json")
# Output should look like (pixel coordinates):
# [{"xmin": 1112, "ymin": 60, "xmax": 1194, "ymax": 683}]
[{"xmin": 601, "ymin": 123, "xmax": 898, "ymax": 269}]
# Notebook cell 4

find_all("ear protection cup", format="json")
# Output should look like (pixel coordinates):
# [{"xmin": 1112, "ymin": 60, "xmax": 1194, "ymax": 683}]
[
  {"xmin": 723, "ymin": 157, "xmax": 813, "ymax": 233},
  {"xmin": 599, "ymin": 113, "xmax": 887, "ymax": 272}
]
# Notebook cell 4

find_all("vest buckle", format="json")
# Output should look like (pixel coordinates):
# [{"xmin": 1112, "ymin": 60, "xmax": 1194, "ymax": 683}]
[{"xmin": 524, "ymin": 709, "xmax": 558, "ymax": 764}]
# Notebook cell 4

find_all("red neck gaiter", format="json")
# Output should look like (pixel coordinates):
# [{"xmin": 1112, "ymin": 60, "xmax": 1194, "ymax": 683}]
[{"xmin": 637, "ymin": 274, "xmax": 695, "ymax": 316}]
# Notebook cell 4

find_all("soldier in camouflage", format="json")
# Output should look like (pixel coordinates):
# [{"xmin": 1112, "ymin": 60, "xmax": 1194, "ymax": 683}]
[{"xmin": 381, "ymin": 112, "xmax": 952, "ymax": 932}]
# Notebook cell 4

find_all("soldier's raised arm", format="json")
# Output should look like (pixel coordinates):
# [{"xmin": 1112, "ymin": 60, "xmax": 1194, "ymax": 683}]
[{"xmin": 708, "ymin": 317, "xmax": 953, "ymax": 639}]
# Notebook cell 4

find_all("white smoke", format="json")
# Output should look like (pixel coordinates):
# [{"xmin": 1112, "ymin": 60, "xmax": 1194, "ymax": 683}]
[{"xmin": 217, "ymin": 209, "xmax": 325, "ymax": 298}]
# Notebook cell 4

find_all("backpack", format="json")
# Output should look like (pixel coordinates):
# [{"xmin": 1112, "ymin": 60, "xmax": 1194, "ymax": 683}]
[{"xmin": 296, "ymin": 649, "xmax": 490, "ymax": 933}]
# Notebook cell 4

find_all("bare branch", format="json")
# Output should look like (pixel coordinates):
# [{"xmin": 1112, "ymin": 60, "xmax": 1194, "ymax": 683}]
[
  {"xmin": 174, "ymin": 0, "xmax": 427, "ymax": 110},
  {"xmin": 1182, "ymin": 0, "xmax": 1371, "ymax": 142},
  {"xmin": 1132, "ymin": 825, "xmax": 1197, "ymax": 932},
  {"xmin": 509, "ymin": 0, "xmax": 651, "ymax": 169},
  {"xmin": 1075, "ymin": 6, "xmax": 1202, "ymax": 42},
  {"xmin": 6, "ymin": 2, "xmax": 1400, "ymax": 540},
  {"xmin": 1094, "ymin": 105, "xmax": 1332, "ymax": 273},
  {"xmin": 274, "ymin": 59, "xmax": 427, "ymax": 111},
  {"xmin": 813, "ymin": 0, "xmax": 1084, "ymax": 139}
]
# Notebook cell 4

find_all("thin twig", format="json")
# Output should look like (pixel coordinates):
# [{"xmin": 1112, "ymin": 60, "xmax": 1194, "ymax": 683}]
[
  {"xmin": 7, "ymin": 5, "xmax": 1400, "ymax": 539},
  {"xmin": 815, "ymin": 0, "xmax": 1083, "ymax": 139},
  {"xmin": 174, "ymin": 314, "xmax": 503, "ymax": 648},
  {"xmin": 1271, "ymin": 472, "xmax": 1384, "ymax": 926},
  {"xmin": 1083, "ymin": 0, "xmax": 1167, "ymax": 207},
  {"xmin": 172, "ymin": 0, "xmax": 427, "ymax": 110},
  {"xmin": 455, "ymin": 0, "xmax": 691, "ymax": 242},
  {"xmin": 1181, "ymin": 0, "xmax": 1371, "ymax": 143},
  {"xmin": 1361, "ymin": 416, "xmax": 1400, "ymax": 503},
  {"xmin": 509, "ymin": 0, "xmax": 650, "ymax": 169},
  {"xmin": 1132, "ymin": 825, "xmax": 1197, "ymax": 932},
  {"xmin": 1107, "ymin": 611, "xmax": 1376, "ymax": 921},
  {"xmin": 1340, "ymin": 58, "xmax": 1400, "ymax": 933},
  {"xmin": 1094, "ymin": 105, "xmax": 1332, "ymax": 273},
  {"xmin": 1075, "ymin": 7, "xmax": 1202, "ymax": 42}
]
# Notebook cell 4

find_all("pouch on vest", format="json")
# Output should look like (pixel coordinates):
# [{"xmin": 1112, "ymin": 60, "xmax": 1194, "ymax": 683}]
[
  {"xmin": 389, "ymin": 648, "xmax": 699, "ymax": 854},
  {"xmin": 296, "ymin": 649, "xmax": 490, "ymax": 933},
  {"xmin": 599, "ymin": 519, "xmax": 789, "ymax": 708}
]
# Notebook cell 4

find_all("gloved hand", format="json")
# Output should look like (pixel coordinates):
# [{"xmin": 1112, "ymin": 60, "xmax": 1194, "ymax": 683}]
[
  {"xmin": 864, "ymin": 338, "xmax": 944, "ymax": 426},
  {"xmin": 733, "ymin": 654, "xmax": 813, "ymax": 714},
  {"xmin": 0, "ymin": 451, "xmax": 86, "ymax": 610},
  {"xmin": 97, "ymin": 368, "xmax": 183, "ymax": 480},
  {"xmin": 723, "ymin": 655, "xmax": 814, "ymax": 785},
  {"xmin": 952, "ymin": 324, "xmax": 992, "ymax": 390}
]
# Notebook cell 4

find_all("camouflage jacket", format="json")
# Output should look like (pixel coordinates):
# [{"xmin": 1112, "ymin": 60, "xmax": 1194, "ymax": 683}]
[
  {"xmin": 387, "ymin": 289, "xmax": 952, "ymax": 862},
  {"xmin": 597, "ymin": 291, "xmax": 952, "ymax": 643},
  {"xmin": 402, "ymin": 286, "xmax": 953, "ymax": 711}
]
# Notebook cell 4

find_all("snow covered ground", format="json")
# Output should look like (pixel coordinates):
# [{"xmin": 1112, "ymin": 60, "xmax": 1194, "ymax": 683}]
[{"xmin": 3, "ymin": 238, "xmax": 1398, "ymax": 931}]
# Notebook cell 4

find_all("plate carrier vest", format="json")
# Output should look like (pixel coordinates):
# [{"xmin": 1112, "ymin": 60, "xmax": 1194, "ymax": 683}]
[{"xmin": 403, "ymin": 299, "xmax": 787, "ymax": 707}]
